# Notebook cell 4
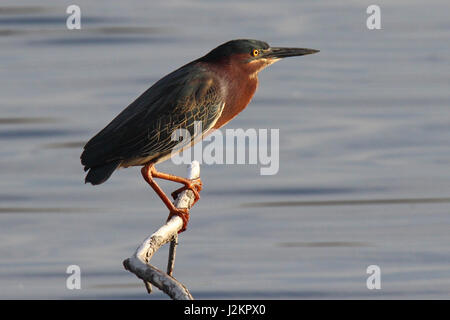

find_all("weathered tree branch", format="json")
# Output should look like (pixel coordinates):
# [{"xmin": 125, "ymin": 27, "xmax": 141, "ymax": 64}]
[
  {"xmin": 123, "ymin": 161, "xmax": 200, "ymax": 300},
  {"xmin": 167, "ymin": 234, "xmax": 178, "ymax": 277}
]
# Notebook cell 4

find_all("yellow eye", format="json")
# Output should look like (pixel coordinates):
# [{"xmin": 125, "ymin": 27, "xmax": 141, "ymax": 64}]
[{"xmin": 252, "ymin": 49, "xmax": 259, "ymax": 57}]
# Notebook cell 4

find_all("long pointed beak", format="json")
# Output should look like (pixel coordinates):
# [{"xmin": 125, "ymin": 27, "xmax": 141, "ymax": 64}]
[{"xmin": 263, "ymin": 47, "xmax": 319, "ymax": 59}]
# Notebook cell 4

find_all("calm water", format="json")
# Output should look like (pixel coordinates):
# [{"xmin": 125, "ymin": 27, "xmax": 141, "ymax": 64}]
[{"xmin": 1, "ymin": 0, "xmax": 449, "ymax": 299}]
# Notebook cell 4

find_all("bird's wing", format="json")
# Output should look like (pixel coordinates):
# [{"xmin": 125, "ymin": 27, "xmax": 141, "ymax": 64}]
[{"xmin": 81, "ymin": 64, "xmax": 225, "ymax": 170}]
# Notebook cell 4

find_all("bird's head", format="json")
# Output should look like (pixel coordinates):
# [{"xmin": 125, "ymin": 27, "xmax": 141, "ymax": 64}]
[{"xmin": 200, "ymin": 39, "xmax": 319, "ymax": 77}]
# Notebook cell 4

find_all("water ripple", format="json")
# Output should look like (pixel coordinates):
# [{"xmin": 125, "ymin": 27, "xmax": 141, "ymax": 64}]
[
  {"xmin": 242, "ymin": 197, "xmax": 450, "ymax": 208},
  {"xmin": 0, "ymin": 117, "xmax": 60, "ymax": 125},
  {"xmin": 41, "ymin": 141, "xmax": 85, "ymax": 149},
  {"xmin": 276, "ymin": 241, "xmax": 372, "ymax": 248},
  {"xmin": 0, "ymin": 207, "xmax": 99, "ymax": 214},
  {"xmin": 0, "ymin": 129, "xmax": 84, "ymax": 139}
]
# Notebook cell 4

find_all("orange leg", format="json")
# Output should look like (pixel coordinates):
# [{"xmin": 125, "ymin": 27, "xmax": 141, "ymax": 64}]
[{"xmin": 141, "ymin": 164, "xmax": 202, "ymax": 233}]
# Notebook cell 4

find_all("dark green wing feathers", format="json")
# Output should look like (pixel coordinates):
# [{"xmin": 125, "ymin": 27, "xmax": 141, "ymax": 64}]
[{"xmin": 81, "ymin": 64, "xmax": 225, "ymax": 185}]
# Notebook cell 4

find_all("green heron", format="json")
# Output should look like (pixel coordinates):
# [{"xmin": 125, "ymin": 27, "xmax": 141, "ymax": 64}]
[{"xmin": 81, "ymin": 39, "xmax": 319, "ymax": 232}]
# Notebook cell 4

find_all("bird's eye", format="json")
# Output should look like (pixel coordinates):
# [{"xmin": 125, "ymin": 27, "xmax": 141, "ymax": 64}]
[{"xmin": 252, "ymin": 49, "xmax": 260, "ymax": 57}]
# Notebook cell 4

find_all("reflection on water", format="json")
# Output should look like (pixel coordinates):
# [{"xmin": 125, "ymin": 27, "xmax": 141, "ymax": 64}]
[
  {"xmin": 0, "ymin": 128, "xmax": 84, "ymax": 139},
  {"xmin": 0, "ymin": 29, "xmax": 24, "ymax": 36},
  {"xmin": 276, "ymin": 241, "xmax": 371, "ymax": 248},
  {"xmin": 213, "ymin": 186, "xmax": 385, "ymax": 196},
  {"xmin": 0, "ymin": 117, "xmax": 60, "ymax": 124},
  {"xmin": 41, "ymin": 141, "xmax": 85, "ymax": 149},
  {"xmin": 31, "ymin": 36, "xmax": 177, "ymax": 46},
  {"xmin": 0, "ymin": 0, "xmax": 450, "ymax": 299},
  {"xmin": 0, "ymin": 207, "xmax": 97, "ymax": 214},
  {"xmin": 94, "ymin": 26, "xmax": 171, "ymax": 35},
  {"xmin": 0, "ymin": 6, "xmax": 47, "ymax": 15},
  {"xmin": 0, "ymin": 16, "xmax": 111, "ymax": 26},
  {"xmin": 242, "ymin": 197, "xmax": 450, "ymax": 208}
]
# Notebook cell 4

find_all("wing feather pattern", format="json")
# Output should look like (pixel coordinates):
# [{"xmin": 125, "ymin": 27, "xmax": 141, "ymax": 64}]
[{"xmin": 81, "ymin": 64, "xmax": 225, "ymax": 184}]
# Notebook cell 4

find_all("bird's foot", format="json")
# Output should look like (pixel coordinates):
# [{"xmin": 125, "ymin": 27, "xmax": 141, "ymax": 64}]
[
  {"xmin": 167, "ymin": 207, "xmax": 190, "ymax": 233},
  {"xmin": 141, "ymin": 164, "xmax": 201, "ymax": 233},
  {"xmin": 171, "ymin": 177, "xmax": 203, "ymax": 206}
]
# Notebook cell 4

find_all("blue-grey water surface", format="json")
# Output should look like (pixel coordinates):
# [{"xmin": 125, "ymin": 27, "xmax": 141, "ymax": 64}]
[{"xmin": 1, "ymin": 0, "xmax": 449, "ymax": 299}]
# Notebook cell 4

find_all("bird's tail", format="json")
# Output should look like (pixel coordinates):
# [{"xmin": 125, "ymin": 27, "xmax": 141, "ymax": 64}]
[{"xmin": 85, "ymin": 160, "xmax": 121, "ymax": 185}]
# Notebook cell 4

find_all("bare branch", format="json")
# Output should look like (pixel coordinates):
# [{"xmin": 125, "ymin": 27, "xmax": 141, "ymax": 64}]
[
  {"xmin": 167, "ymin": 234, "xmax": 178, "ymax": 276},
  {"xmin": 123, "ymin": 161, "xmax": 200, "ymax": 300}
]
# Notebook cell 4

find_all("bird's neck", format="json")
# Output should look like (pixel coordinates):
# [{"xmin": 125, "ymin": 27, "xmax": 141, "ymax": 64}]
[{"xmin": 210, "ymin": 61, "xmax": 258, "ymax": 129}]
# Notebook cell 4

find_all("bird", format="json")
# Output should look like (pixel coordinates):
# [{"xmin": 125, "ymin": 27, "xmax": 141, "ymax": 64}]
[{"xmin": 81, "ymin": 39, "xmax": 319, "ymax": 232}]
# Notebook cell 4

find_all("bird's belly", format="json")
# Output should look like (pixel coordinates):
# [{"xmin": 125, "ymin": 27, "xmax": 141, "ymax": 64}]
[
  {"xmin": 120, "ymin": 155, "xmax": 159, "ymax": 168},
  {"xmin": 120, "ymin": 151, "xmax": 173, "ymax": 168},
  {"xmin": 119, "ymin": 137, "xmax": 197, "ymax": 168}
]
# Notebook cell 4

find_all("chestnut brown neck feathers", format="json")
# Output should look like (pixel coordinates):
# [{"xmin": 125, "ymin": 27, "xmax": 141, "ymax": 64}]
[{"xmin": 203, "ymin": 53, "xmax": 267, "ymax": 129}]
